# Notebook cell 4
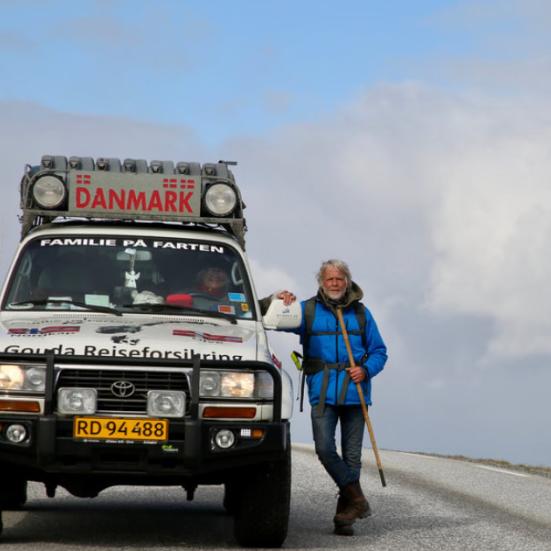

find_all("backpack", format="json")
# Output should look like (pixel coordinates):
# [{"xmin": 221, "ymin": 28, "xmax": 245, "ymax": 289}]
[{"xmin": 296, "ymin": 297, "xmax": 368, "ymax": 412}]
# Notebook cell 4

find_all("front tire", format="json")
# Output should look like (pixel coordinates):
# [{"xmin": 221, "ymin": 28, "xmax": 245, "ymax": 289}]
[
  {"xmin": 0, "ymin": 478, "xmax": 27, "ymax": 509},
  {"xmin": 233, "ymin": 447, "xmax": 291, "ymax": 548},
  {"xmin": 223, "ymin": 482, "xmax": 238, "ymax": 515}
]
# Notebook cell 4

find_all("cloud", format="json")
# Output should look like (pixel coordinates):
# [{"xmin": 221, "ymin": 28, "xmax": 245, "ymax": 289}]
[
  {"xmin": 0, "ymin": 5, "xmax": 212, "ymax": 74},
  {"xmin": 262, "ymin": 90, "xmax": 293, "ymax": 114},
  {"xmin": 420, "ymin": 0, "xmax": 551, "ymax": 93},
  {"xmin": 432, "ymin": 57, "xmax": 551, "ymax": 95},
  {"xmin": 1, "ymin": 84, "xmax": 551, "ymax": 463},
  {"xmin": 248, "ymin": 259, "xmax": 301, "ymax": 299},
  {"xmin": 428, "ymin": 135, "xmax": 551, "ymax": 359},
  {"xmin": 431, "ymin": 0, "xmax": 551, "ymax": 31},
  {"xmin": 222, "ymin": 84, "xmax": 551, "ymax": 368},
  {"xmin": 48, "ymin": 13, "xmax": 194, "ymax": 71},
  {"xmin": 0, "ymin": 101, "xmax": 203, "ymax": 278},
  {"xmin": 0, "ymin": 30, "xmax": 35, "ymax": 52},
  {"xmin": 53, "ymin": 15, "xmax": 146, "ymax": 49}
]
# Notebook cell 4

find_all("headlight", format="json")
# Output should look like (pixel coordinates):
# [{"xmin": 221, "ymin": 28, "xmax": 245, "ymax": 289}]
[
  {"xmin": 0, "ymin": 364, "xmax": 46, "ymax": 392},
  {"xmin": 204, "ymin": 183, "xmax": 237, "ymax": 216},
  {"xmin": 199, "ymin": 371, "xmax": 254, "ymax": 398},
  {"xmin": 32, "ymin": 175, "xmax": 66, "ymax": 208},
  {"xmin": 221, "ymin": 372, "xmax": 254, "ymax": 398},
  {"xmin": 199, "ymin": 371, "xmax": 221, "ymax": 396}
]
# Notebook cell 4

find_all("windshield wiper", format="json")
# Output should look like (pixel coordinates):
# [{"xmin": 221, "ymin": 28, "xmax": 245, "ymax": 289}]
[
  {"xmin": 8, "ymin": 299, "xmax": 122, "ymax": 317},
  {"xmin": 121, "ymin": 303, "xmax": 238, "ymax": 324}
]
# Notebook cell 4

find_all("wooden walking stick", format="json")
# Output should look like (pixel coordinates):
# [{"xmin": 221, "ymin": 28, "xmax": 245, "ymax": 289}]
[{"xmin": 335, "ymin": 307, "xmax": 387, "ymax": 487}]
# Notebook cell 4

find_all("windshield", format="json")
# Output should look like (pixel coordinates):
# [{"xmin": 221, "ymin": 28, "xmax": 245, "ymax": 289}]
[{"xmin": 3, "ymin": 235, "xmax": 256, "ymax": 320}]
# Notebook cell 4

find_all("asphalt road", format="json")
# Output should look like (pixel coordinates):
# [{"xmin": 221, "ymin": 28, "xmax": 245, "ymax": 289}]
[{"xmin": 1, "ymin": 445, "xmax": 551, "ymax": 550}]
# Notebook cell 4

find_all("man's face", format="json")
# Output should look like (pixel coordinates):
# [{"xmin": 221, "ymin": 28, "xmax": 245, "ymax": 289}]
[{"xmin": 321, "ymin": 266, "xmax": 348, "ymax": 301}]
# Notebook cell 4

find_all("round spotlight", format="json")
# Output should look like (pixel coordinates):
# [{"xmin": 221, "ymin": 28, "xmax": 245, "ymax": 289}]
[
  {"xmin": 32, "ymin": 176, "xmax": 66, "ymax": 208},
  {"xmin": 177, "ymin": 162, "xmax": 190, "ymax": 174},
  {"xmin": 96, "ymin": 158, "xmax": 108, "ymax": 170},
  {"xmin": 6, "ymin": 423, "xmax": 28, "ymax": 444},
  {"xmin": 69, "ymin": 156, "xmax": 81, "ymax": 169},
  {"xmin": 123, "ymin": 159, "xmax": 137, "ymax": 172},
  {"xmin": 204, "ymin": 183, "xmax": 237, "ymax": 216},
  {"xmin": 150, "ymin": 161, "xmax": 162, "ymax": 173},
  {"xmin": 214, "ymin": 429, "xmax": 235, "ymax": 449}
]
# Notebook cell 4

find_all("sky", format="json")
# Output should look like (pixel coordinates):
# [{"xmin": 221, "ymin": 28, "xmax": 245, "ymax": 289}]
[{"xmin": 1, "ymin": 0, "xmax": 551, "ymax": 465}]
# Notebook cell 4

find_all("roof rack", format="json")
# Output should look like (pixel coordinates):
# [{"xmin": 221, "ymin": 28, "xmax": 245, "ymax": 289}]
[{"xmin": 19, "ymin": 156, "xmax": 247, "ymax": 247}]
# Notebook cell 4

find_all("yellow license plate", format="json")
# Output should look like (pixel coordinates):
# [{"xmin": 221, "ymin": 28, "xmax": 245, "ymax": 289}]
[{"xmin": 73, "ymin": 417, "xmax": 168, "ymax": 442}]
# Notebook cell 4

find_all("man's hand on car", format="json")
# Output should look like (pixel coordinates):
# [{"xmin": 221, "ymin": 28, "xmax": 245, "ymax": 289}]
[{"xmin": 276, "ymin": 290, "xmax": 296, "ymax": 305}]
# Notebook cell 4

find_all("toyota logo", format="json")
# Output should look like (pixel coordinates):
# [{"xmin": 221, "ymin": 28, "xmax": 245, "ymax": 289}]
[{"xmin": 110, "ymin": 380, "xmax": 136, "ymax": 398}]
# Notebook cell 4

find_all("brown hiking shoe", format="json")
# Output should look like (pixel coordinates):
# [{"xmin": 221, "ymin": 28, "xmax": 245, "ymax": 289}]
[
  {"xmin": 333, "ymin": 522, "xmax": 354, "ymax": 536},
  {"xmin": 333, "ymin": 481, "xmax": 371, "ymax": 524},
  {"xmin": 334, "ymin": 491, "xmax": 347, "ymax": 518}
]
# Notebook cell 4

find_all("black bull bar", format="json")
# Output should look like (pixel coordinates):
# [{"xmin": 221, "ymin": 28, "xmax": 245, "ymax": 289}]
[
  {"xmin": 0, "ymin": 352, "xmax": 286, "ymax": 481},
  {"xmin": 0, "ymin": 351, "xmax": 283, "ymax": 421}
]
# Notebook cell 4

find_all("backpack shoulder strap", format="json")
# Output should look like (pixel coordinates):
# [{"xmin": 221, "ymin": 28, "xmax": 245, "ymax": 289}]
[
  {"xmin": 304, "ymin": 297, "xmax": 317, "ymax": 334},
  {"xmin": 353, "ymin": 301, "xmax": 368, "ymax": 353},
  {"xmin": 302, "ymin": 296, "xmax": 317, "ymax": 358}
]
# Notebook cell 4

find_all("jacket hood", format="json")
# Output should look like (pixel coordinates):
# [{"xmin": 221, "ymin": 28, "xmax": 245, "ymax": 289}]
[{"xmin": 317, "ymin": 280, "xmax": 363, "ymax": 310}]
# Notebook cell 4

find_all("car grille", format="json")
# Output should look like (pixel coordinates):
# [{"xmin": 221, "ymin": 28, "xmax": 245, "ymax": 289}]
[{"xmin": 56, "ymin": 368, "xmax": 191, "ymax": 414}]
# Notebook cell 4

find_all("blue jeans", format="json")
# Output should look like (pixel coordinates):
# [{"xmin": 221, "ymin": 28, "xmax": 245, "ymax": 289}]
[{"xmin": 311, "ymin": 404, "xmax": 365, "ymax": 489}]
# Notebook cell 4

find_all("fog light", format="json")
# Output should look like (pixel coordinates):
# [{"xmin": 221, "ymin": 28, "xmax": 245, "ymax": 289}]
[
  {"xmin": 6, "ymin": 424, "xmax": 27, "ymax": 444},
  {"xmin": 214, "ymin": 429, "xmax": 235, "ymax": 449},
  {"xmin": 147, "ymin": 390, "xmax": 185, "ymax": 418},
  {"xmin": 57, "ymin": 388, "xmax": 97, "ymax": 414}
]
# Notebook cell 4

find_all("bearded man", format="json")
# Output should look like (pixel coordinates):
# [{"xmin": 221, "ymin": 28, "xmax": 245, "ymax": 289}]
[{"xmin": 268, "ymin": 259, "xmax": 387, "ymax": 535}]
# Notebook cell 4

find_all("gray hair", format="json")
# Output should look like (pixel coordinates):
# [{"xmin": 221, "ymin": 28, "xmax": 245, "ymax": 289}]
[{"xmin": 316, "ymin": 259, "xmax": 352, "ymax": 287}]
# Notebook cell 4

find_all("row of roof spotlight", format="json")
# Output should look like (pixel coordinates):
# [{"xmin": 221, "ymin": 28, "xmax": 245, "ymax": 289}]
[
  {"xmin": 40, "ymin": 155, "xmax": 235, "ymax": 176},
  {"xmin": 32, "ymin": 159, "xmax": 240, "ymax": 217}
]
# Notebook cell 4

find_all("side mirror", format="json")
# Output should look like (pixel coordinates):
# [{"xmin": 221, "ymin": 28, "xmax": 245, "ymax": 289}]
[{"xmin": 262, "ymin": 299, "xmax": 302, "ymax": 330}]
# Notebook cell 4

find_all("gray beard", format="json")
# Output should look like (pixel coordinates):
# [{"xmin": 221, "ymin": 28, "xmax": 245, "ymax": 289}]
[{"xmin": 322, "ymin": 289, "xmax": 346, "ymax": 304}]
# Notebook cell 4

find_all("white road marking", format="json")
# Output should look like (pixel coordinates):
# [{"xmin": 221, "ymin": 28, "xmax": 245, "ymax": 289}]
[
  {"xmin": 399, "ymin": 452, "xmax": 531, "ymax": 477},
  {"xmin": 400, "ymin": 452, "xmax": 440, "ymax": 460},
  {"xmin": 475, "ymin": 464, "xmax": 530, "ymax": 478}
]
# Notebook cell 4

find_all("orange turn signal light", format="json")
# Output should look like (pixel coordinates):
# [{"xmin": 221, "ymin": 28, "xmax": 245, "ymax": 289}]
[
  {"xmin": 0, "ymin": 399, "xmax": 41, "ymax": 413},
  {"xmin": 203, "ymin": 406, "xmax": 256, "ymax": 419},
  {"xmin": 251, "ymin": 428, "xmax": 265, "ymax": 440}
]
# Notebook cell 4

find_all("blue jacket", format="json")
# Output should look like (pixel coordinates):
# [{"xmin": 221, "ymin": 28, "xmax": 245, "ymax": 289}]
[{"xmin": 289, "ymin": 284, "xmax": 387, "ymax": 407}]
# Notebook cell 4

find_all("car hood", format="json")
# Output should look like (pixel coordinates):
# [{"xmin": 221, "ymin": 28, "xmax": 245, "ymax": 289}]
[{"xmin": 0, "ymin": 312, "xmax": 259, "ymax": 362}]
